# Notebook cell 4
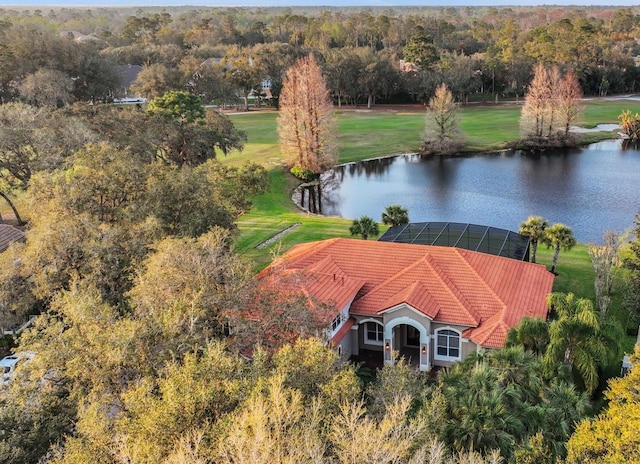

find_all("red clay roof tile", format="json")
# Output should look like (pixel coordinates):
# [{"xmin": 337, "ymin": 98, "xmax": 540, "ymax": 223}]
[{"xmin": 262, "ymin": 238, "xmax": 554, "ymax": 349}]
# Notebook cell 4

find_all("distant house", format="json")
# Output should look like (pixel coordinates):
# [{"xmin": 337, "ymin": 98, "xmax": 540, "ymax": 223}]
[
  {"xmin": 201, "ymin": 57, "xmax": 272, "ymax": 103},
  {"xmin": 60, "ymin": 31, "xmax": 104, "ymax": 43},
  {"xmin": 113, "ymin": 64, "xmax": 144, "ymax": 100},
  {"xmin": 259, "ymin": 238, "xmax": 554, "ymax": 370},
  {"xmin": 0, "ymin": 224, "xmax": 25, "ymax": 253}
]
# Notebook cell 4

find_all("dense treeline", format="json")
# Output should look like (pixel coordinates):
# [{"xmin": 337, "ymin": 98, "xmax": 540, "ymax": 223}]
[
  {"xmin": 1, "ymin": 5, "xmax": 640, "ymax": 106},
  {"xmin": 1, "ymin": 5, "xmax": 640, "ymax": 463}
]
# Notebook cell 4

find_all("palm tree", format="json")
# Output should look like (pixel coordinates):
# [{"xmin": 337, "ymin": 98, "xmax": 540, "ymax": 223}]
[
  {"xmin": 381, "ymin": 205, "xmax": 409, "ymax": 227},
  {"xmin": 518, "ymin": 216, "xmax": 549, "ymax": 263},
  {"xmin": 441, "ymin": 363, "xmax": 525, "ymax": 458},
  {"xmin": 349, "ymin": 215, "xmax": 379, "ymax": 240},
  {"xmin": 505, "ymin": 316, "xmax": 549, "ymax": 356},
  {"xmin": 544, "ymin": 292, "xmax": 606, "ymax": 394},
  {"xmin": 540, "ymin": 382, "xmax": 590, "ymax": 458},
  {"xmin": 543, "ymin": 223, "xmax": 576, "ymax": 274},
  {"xmin": 485, "ymin": 346, "xmax": 543, "ymax": 405}
]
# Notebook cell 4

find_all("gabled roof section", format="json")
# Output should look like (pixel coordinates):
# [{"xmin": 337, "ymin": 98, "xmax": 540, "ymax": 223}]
[
  {"xmin": 306, "ymin": 255, "xmax": 348, "ymax": 277},
  {"xmin": 261, "ymin": 238, "xmax": 554, "ymax": 349},
  {"xmin": 380, "ymin": 281, "xmax": 436, "ymax": 316},
  {"xmin": 359, "ymin": 256, "xmax": 481, "ymax": 326},
  {"xmin": 464, "ymin": 313, "xmax": 511, "ymax": 348},
  {"xmin": 301, "ymin": 273, "xmax": 366, "ymax": 314}
]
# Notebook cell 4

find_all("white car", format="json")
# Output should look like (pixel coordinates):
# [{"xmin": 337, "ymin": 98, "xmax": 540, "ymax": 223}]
[
  {"xmin": 1, "ymin": 352, "xmax": 34, "ymax": 385},
  {"xmin": 1, "ymin": 355, "xmax": 19, "ymax": 385}
]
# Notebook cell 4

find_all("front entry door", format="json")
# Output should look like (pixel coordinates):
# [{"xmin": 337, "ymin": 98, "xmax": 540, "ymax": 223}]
[{"xmin": 406, "ymin": 325, "xmax": 420, "ymax": 347}]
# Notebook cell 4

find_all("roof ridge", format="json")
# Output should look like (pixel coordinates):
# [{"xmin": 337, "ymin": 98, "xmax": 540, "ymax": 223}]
[
  {"xmin": 453, "ymin": 248, "xmax": 507, "ymax": 310},
  {"xmin": 380, "ymin": 280, "xmax": 429, "ymax": 312},
  {"xmin": 362, "ymin": 253, "xmax": 432, "ymax": 301},
  {"xmin": 306, "ymin": 255, "xmax": 347, "ymax": 276},
  {"xmin": 425, "ymin": 253, "xmax": 482, "ymax": 326}
]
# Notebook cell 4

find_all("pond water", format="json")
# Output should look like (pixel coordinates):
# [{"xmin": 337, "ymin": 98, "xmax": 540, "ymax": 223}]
[{"xmin": 320, "ymin": 140, "xmax": 640, "ymax": 243}]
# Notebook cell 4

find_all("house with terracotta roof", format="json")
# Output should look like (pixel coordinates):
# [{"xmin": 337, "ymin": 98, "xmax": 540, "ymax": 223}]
[{"xmin": 260, "ymin": 238, "xmax": 554, "ymax": 370}]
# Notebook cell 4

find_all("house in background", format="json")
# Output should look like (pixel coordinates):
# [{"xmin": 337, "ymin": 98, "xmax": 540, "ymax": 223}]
[
  {"xmin": 60, "ymin": 31, "xmax": 104, "ymax": 44},
  {"xmin": 260, "ymin": 237, "xmax": 554, "ymax": 370},
  {"xmin": 113, "ymin": 64, "xmax": 144, "ymax": 100}
]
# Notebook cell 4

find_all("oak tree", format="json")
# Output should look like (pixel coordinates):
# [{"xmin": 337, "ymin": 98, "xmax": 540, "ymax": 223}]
[{"xmin": 222, "ymin": 46, "xmax": 264, "ymax": 111}]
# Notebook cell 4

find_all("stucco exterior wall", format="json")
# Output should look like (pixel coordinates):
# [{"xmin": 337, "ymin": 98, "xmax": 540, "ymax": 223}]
[
  {"xmin": 336, "ymin": 328, "xmax": 352, "ymax": 360},
  {"xmin": 349, "ymin": 308, "xmax": 480, "ymax": 370},
  {"xmin": 353, "ymin": 316, "xmax": 385, "ymax": 352}
]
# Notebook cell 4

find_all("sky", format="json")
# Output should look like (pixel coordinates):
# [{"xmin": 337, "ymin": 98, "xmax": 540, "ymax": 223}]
[{"xmin": 1, "ymin": 0, "xmax": 639, "ymax": 6}]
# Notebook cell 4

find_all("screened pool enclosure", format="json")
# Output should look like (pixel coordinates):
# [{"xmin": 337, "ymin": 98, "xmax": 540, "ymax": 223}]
[{"xmin": 378, "ymin": 222, "xmax": 530, "ymax": 261}]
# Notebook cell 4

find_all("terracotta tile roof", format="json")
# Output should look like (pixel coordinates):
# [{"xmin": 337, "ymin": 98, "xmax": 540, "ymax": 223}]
[
  {"xmin": 258, "ymin": 266, "xmax": 366, "ymax": 324},
  {"xmin": 0, "ymin": 224, "xmax": 25, "ymax": 253},
  {"xmin": 264, "ymin": 238, "xmax": 554, "ymax": 349}
]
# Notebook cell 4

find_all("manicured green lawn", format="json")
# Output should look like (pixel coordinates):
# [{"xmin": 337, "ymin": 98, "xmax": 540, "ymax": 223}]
[
  {"xmin": 459, "ymin": 105, "xmax": 522, "ymax": 151},
  {"xmin": 336, "ymin": 110, "xmax": 425, "ymax": 162},
  {"xmin": 583, "ymin": 99, "xmax": 637, "ymax": 127},
  {"xmin": 536, "ymin": 244, "xmax": 595, "ymax": 299},
  {"xmin": 228, "ymin": 99, "xmax": 630, "ymax": 167}
]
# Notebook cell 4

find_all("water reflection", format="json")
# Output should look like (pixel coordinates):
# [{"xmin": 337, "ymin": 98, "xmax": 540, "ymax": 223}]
[{"xmin": 321, "ymin": 141, "xmax": 640, "ymax": 243}]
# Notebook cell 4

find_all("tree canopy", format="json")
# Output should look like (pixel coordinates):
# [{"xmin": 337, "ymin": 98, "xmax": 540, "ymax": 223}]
[{"xmin": 147, "ymin": 90, "xmax": 206, "ymax": 123}]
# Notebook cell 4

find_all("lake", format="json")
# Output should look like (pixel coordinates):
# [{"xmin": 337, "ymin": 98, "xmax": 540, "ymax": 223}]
[{"xmin": 320, "ymin": 140, "xmax": 640, "ymax": 243}]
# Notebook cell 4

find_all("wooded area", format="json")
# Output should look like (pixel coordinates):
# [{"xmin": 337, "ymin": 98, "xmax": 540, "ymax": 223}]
[
  {"xmin": 0, "ymin": 4, "xmax": 640, "ymax": 463},
  {"xmin": 0, "ymin": 5, "xmax": 640, "ymax": 106}
]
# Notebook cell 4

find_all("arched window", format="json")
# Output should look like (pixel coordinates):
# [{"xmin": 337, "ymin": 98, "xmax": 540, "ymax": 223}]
[{"xmin": 434, "ymin": 328, "xmax": 461, "ymax": 361}]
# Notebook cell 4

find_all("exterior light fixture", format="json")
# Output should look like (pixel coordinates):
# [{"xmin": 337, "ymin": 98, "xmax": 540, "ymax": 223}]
[
  {"xmin": 421, "ymin": 346, "xmax": 427, "ymax": 355},
  {"xmin": 385, "ymin": 342, "xmax": 390, "ymax": 350}
]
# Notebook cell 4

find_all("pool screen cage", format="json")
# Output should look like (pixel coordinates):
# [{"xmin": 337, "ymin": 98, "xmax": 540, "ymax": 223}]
[{"xmin": 378, "ymin": 222, "xmax": 530, "ymax": 262}]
